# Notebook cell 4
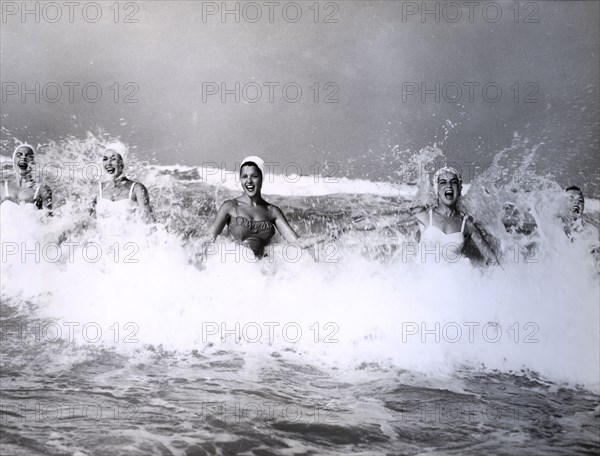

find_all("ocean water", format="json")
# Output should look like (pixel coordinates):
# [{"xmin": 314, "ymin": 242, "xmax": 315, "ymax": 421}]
[{"xmin": 1, "ymin": 137, "xmax": 599, "ymax": 455}]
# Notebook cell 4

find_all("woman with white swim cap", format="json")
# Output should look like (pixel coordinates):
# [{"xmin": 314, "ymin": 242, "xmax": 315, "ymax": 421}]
[
  {"xmin": 204, "ymin": 156, "xmax": 316, "ymax": 259},
  {"xmin": 1, "ymin": 144, "xmax": 52, "ymax": 213},
  {"xmin": 415, "ymin": 166, "xmax": 499, "ymax": 265},
  {"xmin": 91, "ymin": 142, "xmax": 155, "ymax": 223}
]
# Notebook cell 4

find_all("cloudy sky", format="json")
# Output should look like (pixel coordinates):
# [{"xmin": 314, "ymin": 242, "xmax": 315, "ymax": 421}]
[{"xmin": 2, "ymin": 1, "xmax": 598, "ymax": 191}]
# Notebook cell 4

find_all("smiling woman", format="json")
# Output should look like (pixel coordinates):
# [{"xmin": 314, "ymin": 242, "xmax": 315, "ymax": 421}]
[
  {"xmin": 91, "ymin": 142, "xmax": 155, "ymax": 224},
  {"xmin": 1, "ymin": 144, "xmax": 52, "ymax": 213},
  {"xmin": 415, "ymin": 166, "xmax": 499, "ymax": 265},
  {"xmin": 204, "ymin": 156, "xmax": 316, "ymax": 259}
]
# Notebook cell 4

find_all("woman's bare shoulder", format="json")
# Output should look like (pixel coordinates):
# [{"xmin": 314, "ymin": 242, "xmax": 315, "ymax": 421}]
[
  {"xmin": 218, "ymin": 199, "xmax": 238, "ymax": 213},
  {"xmin": 414, "ymin": 208, "xmax": 429, "ymax": 226}
]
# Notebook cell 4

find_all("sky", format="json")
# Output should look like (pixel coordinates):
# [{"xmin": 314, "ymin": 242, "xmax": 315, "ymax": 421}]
[{"xmin": 1, "ymin": 0, "xmax": 599, "ymax": 192}]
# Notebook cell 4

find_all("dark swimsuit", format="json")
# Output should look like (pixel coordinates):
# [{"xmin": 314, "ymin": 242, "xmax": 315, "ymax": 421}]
[{"xmin": 228, "ymin": 199, "xmax": 276, "ymax": 257}]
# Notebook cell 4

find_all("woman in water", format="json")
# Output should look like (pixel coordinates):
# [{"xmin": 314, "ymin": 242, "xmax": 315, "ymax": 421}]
[
  {"xmin": 562, "ymin": 186, "xmax": 586, "ymax": 241},
  {"xmin": 1, "ymin": 144, "xmax": 52, "ymax": 213},
  {"xmin": 415, "ymin": 166, "xmax": 499, "ymax": 265},
  {"xmin": 561, "ymin": 186, "xmax": 599, "ymax": 258},
  {"xmin": 204, "ymin": 156, "xmax": 313, "ymax": 259},
  {"xmin": 91, "ymin": 142, "xmax": 155, "ymax": 223}
]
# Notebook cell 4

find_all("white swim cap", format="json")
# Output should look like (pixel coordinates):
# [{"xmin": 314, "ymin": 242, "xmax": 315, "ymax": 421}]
[
  {"xmin": 240, "ymin": 156, "xmax": 265, "ymax": 177},
  {"xmin": 433, "ymin": 166, "xmax": 462, "ymax": 193},
  {"xmin": 103, "ymin": 142, "xmax": 128, "ymax": 162}
]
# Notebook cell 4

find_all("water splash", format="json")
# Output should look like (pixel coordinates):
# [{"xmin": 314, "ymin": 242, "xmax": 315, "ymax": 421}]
[{"xmin": 1, "ymin": 133, "xmax": 598, "ymax": 393}]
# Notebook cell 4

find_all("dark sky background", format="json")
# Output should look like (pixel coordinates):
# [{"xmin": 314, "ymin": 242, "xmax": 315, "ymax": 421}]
[{"xmin": 1, "ymin": 1, "xmax": 598, "ymax": 193}]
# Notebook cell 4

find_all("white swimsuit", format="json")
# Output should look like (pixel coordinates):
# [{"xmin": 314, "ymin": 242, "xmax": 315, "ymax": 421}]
[
  {"xmin": 95, "ymin": 181, "xmax": 139, "ymax": 238},
  {"xmin": 96, "ymin": 181, "xmax": 137, "ymax": 219},
  {"xmin": 1, "ymin": 181, "xmax": 44, "ymax": 245},
  {"xmin": 421, "ymin": 209, "xmax": 467, "ymax": 257},
  {"xmin": 2, "ymin": 180, "xmax": 41, "ymax": 208}
]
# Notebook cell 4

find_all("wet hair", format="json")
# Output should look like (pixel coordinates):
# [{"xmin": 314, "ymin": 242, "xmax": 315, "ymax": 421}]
[
  {"xmin": 565, "ymin": 185, "xmax": 583, "ymax": 195},
  {"xmin": 240, "ymin": 161, "xmax": 262, "ymax": 178},
  {"xmin": 565, "ymin": 186, "xmax": 584, "ymax": 205}
]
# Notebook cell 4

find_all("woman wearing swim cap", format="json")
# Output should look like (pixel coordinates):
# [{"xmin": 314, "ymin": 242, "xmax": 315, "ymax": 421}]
[
  {"xmin": 1, "ymin": 144, "xmax": 52, "ymax": 213},
  {"xmin": 414, "ymin": 166, "xmax": 499, "ymax": 265},
  {"xmin": 204, "ymin": 156, "xmax": 310, "ymax": 259},
  {"xmin": 91, "ymin": 142, "xmax": 155, "ymax": 223}
]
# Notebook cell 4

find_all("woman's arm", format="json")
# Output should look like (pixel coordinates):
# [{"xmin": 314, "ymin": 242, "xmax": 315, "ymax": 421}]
[
  {"xmin": 1, "ymin": 181, "xmax": 17, "ymax": 204},
  {"xmin": 90, "ymin": 195, "xmax": 97, "ymax": 217},
  {"xmin": 271, "ymin": 205, "xmax": 299, "ymax": 243},
  {"xmin": 207, "ymin": 200, "xmax": 235, "ymax": 241},
  {"xmin": 272, "ymin": 205, "xmax": 325, "ymax": 261},
  {"xmin": 38, "ymin": 184, "xmax": 52, "ymax": 215},
  {"xmin": 132, "ymin": 182, "xmax": 155, "ymax": 223},
  {"xmin": 193, "ymin": 200, "xmax": 235, "ymax": 266},
  {"xmin": 413, "ymin": 209, "xmax": 428, "ymax": 242},
  {"xmin": 465, "ymin": 218, "xmax": 500, "ymax": 265}
]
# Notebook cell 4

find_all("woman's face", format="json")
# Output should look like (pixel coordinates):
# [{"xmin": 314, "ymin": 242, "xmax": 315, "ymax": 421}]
[
  {"xmin": 436, "ymin": 171, "xmax": 461, "ymax": 207},
  {"xmin": 240, "ymin": 164, "xmax": 262, "ymax": 197},
  {"xmin": 566, "ymin": 189, "xmax": 584, "ymax": 219},
  {"xmin": 103, "ymin": 151, "xmax": 125, "ymax": 178},
  {"xmin": 13, "ymin": 146, "xmax": 35, "ymax": 176}
]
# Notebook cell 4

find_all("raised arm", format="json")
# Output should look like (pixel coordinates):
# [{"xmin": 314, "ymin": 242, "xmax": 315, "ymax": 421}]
[{"xmin": 132, "ymin": 182, "xmax": 155, "ymax": 223}]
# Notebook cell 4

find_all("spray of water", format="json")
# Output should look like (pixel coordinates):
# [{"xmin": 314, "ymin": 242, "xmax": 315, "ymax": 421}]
[{"xmin": 1, "ymin": 134, "xmax": 598, "ymax": 391}]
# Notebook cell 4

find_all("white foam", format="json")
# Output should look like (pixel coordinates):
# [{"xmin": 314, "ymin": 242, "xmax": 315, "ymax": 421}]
[
  {"xmin": 2, "ymin": 205, "xmax": 598, "ymax": 392},
  {"xmin": 1, "ymin": 141, "xmax": 598, "ymax": 392}
]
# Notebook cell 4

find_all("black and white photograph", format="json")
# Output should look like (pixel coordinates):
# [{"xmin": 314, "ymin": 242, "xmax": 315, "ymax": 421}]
[{"xmin": 1, "ymin": 0, "xmax": 599, "ymax": 454}]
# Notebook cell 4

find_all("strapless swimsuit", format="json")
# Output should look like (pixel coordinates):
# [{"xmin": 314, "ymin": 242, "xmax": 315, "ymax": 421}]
[{"xmin": 228, "ymin": 199, "xmax": 276, "ymax": 257}]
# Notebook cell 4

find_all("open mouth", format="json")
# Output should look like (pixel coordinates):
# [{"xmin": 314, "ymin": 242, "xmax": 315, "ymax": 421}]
[
  {"xmin": 444, "ymin": 189, "xmax": 454, "ymax": 199},
  {"xmin": 17, "ymin": 161, "xmax": 28, "ymax": 170},
  {"xmin": 105, "ymin": 166, "xmax": 116, "ymax": 174},
  {"xmin": 572, "ymin": 205, "xmax": 580, "ymax": 213},
  {"xmin": 245, "ymin": 184, "xmax": 256, "ymax": 192}
]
